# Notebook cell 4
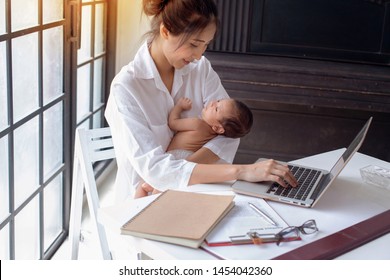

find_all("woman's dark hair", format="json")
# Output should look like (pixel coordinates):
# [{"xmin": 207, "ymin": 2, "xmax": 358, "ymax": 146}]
[
  {"xmin": 142, "ymin": 0, "xmax": 219, "ymax": 46},
  {"xmin": 221, "ymin": 100, "xmax": 253, "ymax": 138}
]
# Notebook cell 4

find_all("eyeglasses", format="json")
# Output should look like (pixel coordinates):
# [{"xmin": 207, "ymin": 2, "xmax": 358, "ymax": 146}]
[
  {"xmin": 247, "ymin": 219, "xmax": 318, "ymax": 246},
  {"xmin": 275, "ymin": 219, "xmax": 318, "ymax": 245}
]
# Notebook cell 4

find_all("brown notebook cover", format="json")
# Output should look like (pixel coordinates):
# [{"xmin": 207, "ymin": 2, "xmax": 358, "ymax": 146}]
[
  {"xmin": 121, "ymin": 190, "xmax": 235, "ymax": 248},
  {"xmin": 273, "ymin": 209, "xmax": 390, "ymax": 260}
]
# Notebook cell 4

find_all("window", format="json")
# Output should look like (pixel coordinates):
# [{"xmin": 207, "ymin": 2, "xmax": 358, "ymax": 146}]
[
  {"xmin": 76, "ymin": 0, "xmax": 109, "ymax": 129},
  {"xmin": 0, "ymin": 0, "xmax": 115, "ymax": 259}
]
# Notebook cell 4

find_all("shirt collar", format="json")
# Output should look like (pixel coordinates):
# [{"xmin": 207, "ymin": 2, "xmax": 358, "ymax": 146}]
[
  {"xmin": 132, "ymin": 42, "xmax": 155, "ymax": 79},
  {"xmin": 132, "ymin": 41, "xmax": 198, "ymax": 80}
]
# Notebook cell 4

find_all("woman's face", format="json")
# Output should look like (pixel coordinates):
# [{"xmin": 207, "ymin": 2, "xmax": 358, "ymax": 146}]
[{"xmin": 163, "ymin": 23, "xmax": 217, "ymax": 69}]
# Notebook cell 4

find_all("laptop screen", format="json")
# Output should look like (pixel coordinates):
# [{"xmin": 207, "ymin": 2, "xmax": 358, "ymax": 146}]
[
  {"xmin": 329, "ymin": 117, "xmax": 372, "ymax": 179},
  {"xmin": 311, "ymin": 117, "xmax": 372, "ymax": 202}
]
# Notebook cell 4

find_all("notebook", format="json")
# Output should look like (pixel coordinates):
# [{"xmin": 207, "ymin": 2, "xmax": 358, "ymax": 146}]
[
  {"xmin": 120, "ymin": 190, "xmax": 235, "ymax": 248},
  {"xmin": 232, "ymin": 117, "xmax": 372, "ymax": 208}
]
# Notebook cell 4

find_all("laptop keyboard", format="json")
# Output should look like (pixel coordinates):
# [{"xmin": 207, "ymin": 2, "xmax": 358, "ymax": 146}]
[{"xmin": 266, "ymin": 165, "xmax": 321, "ymax": 201}]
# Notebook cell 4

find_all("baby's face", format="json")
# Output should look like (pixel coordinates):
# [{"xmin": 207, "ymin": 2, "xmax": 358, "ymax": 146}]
[{"xmin": 202, "ymin": 99, "xmax": 235, "ymax": 128}]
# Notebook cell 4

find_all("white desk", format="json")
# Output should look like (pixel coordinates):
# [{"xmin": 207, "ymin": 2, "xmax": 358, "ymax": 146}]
[{"xmin": 99, "ymin": 149, "xmax": 390, "ymax": 260}]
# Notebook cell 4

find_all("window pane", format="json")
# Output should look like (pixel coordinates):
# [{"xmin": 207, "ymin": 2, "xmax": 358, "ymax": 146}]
[
  {"xmin": 44, "ymin": 174, "xmax": 63, "ymax": 252},
  {"xmin": 43, "ymin": 0, "xmax": 64, "ymax": 24},
  {"xmin": 0, "ymin": 0, "xmax": 5, "ymax": 35},
  {"xmin": 11, "ymin": 0, "xmax": 38, "ymax": 32},
  {"xmin": 44, "ymin": 102, "xmax": 63, "ymax": 180},
  {"xmin": 78, "ymin": 119, "xmax": 90, "ymax": 130},
  {"xmin": 95, "ymin": 3, "xmax": 106, "ymax": 55},
  {"xmin": 15, "ymin": 195, "xmax": 40, "ymax": 259},
  {"xmin": 78, "ymin": 5, "xmax": 92, "ymax": 64},
  {"xmin": 93, "ymin": 110, "xmax": 102, "ymax": 128},
  {"xmin": 0, "ymin": 223, "xmax": 9, "ymax": 260},
  {"xmin": 77, "ymin": 64, "xmax": 91, "ymax": 123},
  {"xmin": 14, "ymin": 117, "xmax": 39, "ymax": 208},
  {"xmin": 43, "ymin": 26, "xmax": 64, "ymax": 105},
  {"xmin": 12, "ymin": 33, "xmax": 39, "ymax": 122},
  {"xmin": 93, "ymin": 58, "xmax": 103, "ymax": 110},
  {"xmin": 0, "ymin": 135, "xmax": 9, "ymax": 222},
  {"xmin": 0, "ymin": 41, "xmax": 7, "ymax": 130}
]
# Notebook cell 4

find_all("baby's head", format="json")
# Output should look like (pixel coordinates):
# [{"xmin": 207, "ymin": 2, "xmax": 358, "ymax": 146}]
[{"xmin": 202, "ymin": 99, "xmax": 253, "ymax": 138}]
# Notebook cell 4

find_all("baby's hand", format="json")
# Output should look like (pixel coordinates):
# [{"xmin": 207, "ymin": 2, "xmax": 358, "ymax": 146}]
[
  {"xmin": 177, "ymin": 97, "xmax": 192, "ymax": 111},
  {"xmin": 134, "ymin": 182, "xmax": 161, "ymax": 199}
]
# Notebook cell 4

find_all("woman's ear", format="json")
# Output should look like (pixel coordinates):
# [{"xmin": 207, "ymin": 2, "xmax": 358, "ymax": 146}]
[{"xmin": 160, "ymin": 24, "xmax": 169, "ymax": 40}]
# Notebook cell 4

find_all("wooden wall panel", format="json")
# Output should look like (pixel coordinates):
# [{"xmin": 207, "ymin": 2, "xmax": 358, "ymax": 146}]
[{"xmin": 205, "ymin": 52, "xmax": 390, "ymax": 163}]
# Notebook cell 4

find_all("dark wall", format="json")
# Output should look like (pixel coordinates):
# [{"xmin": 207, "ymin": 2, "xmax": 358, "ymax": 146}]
[
  {"xmin": 205, "ymin": 52, "xmax": 390, "ymax": 163},
  {"xmin": 249, "ymin": 0, "xmax": 390, "ymax": 65},
  {"xmin": 207, "ymin": 0, "xmax": 390, "ymax": 163},
  {"xmin": 210, "ymin": 0, "xmax": 390, "ymax": 65}
]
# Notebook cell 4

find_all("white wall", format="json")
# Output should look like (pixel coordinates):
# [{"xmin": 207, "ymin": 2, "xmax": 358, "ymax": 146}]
[{"xmin": 115, "ymin": 0, "xmax": 150, "ymax": 73}]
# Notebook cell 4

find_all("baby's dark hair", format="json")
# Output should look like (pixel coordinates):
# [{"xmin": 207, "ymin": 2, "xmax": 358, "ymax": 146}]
[
  {"xmin": 221, "ymin": 100, "xmax": 253, "ymax": 138},
  {"xmin": 142, "ymin": 0, "xmax": 219, "ymax": 47}
]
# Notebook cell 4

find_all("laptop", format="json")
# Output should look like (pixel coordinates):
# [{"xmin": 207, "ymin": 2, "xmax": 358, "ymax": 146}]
[{"xmin": 232, "ymin": 117, "xmax": 373, "ymax": 208}]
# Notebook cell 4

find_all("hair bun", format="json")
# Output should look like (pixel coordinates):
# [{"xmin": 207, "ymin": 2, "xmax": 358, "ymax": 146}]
[{"xmin": 143, "ymin": 0, "xmax": 170, "ymax": 16}]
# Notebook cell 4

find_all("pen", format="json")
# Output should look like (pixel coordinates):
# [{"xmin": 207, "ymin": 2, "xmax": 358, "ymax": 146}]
[{"xmin": 248, "ymin": 202, "xmax": 277, "ymax": 226}]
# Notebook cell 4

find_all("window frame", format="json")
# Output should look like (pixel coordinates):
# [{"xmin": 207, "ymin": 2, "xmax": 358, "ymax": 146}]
[{"xmin": 0, "ymin": 0, "xmax": 116, "ymax": 259}]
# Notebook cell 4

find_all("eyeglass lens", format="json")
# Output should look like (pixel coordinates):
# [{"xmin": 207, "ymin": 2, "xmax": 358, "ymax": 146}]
[
  {"xmin": 276, "ymin": 219, "xmax": 318, "ymax": 246},
  {"xmin": 298, "ymin": 219, "xmax": 318, "ymax": 234}
]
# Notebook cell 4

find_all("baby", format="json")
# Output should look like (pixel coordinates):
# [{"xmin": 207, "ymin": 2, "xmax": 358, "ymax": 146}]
[
  {"xmin": 134, "ymin": 97, "xmax": 253, "ymax": 198},
  {"xmin": 167, "ymin": 97, "xmax": 253, "ymax": 154}
]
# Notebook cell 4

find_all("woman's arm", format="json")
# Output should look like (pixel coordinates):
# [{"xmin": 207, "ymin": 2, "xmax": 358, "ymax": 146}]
[
  {"xmin": 189, "ymin": 159, "xmax": 298, "ymax": 188},
  {"xmin": 106, "ymin": 83, "xmax": 197, "ymax": 194}
]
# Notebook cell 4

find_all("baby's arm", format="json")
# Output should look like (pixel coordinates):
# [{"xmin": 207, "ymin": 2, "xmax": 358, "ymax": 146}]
[
  {"xmin": 169, "ymin": 97, "xmax": 201, "ymax": 132},
  {"xmin": 186, "ymin": 147, "xmax": 220, "ymax": 164}
]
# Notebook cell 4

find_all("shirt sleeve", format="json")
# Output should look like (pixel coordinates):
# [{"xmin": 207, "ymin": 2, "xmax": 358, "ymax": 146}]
[
  {"xmin": 204, "ymin": 135, "xmax": 240, "ymax": 163},
  {"xmin": 106, "ymin": 81, "xmax": 197, "ymax": 192}
]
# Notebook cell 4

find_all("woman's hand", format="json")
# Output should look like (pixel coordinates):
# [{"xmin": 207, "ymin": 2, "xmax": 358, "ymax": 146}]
[{"xmin": 238, "ymin": 159, "xmax": 298, "ymax": 188}]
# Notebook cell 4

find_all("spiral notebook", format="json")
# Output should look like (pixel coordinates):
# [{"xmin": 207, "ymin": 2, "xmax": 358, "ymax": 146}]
[{"xmin": 120, "ymin": 190, "xmax": 235, "ymax": 248}]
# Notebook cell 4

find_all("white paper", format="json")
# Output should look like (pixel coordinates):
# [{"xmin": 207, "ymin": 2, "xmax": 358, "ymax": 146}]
[{"xmin": 206, "ymin": 195, "xmax": 288, "ymax": 244}]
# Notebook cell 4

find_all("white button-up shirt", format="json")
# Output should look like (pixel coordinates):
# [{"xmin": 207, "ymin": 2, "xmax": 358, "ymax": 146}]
[{"xmin": 105, "ymin": 42, "xmax": 239, "ymax": 201}]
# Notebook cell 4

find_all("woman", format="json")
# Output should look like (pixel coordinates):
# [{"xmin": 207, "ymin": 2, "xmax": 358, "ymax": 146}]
[{"xmin": 105, "ymin": 0, "xmax": 297, "ymax": 201}]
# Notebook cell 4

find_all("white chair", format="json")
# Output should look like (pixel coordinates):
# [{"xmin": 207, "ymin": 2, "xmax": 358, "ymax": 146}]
[{"xmin": 69, "ymin": 127, "xmax": 114, "ymax": 260}]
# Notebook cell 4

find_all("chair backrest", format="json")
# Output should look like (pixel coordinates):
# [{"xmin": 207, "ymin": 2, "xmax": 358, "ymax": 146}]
[
  {"xmin": 82, "ymin": 127, "xmax": 115, "ymax": 163},
  {"xmin": 69, "ymin": 127, "xmax": 115, "ymax": 260}
]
